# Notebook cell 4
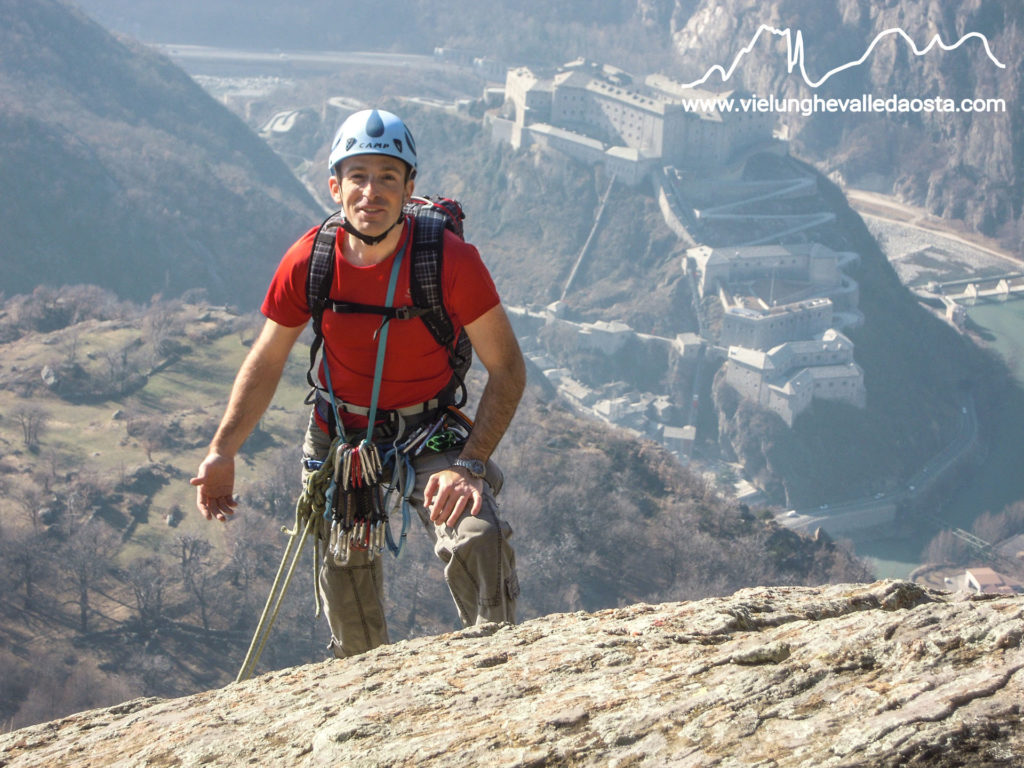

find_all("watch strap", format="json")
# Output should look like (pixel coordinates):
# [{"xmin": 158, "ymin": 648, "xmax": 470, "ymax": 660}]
[{"xmin": 452, "ymin": 458, "xmax": 486, "ymax": 478}]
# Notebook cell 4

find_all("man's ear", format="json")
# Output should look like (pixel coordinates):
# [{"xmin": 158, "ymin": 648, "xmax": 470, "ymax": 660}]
[{"xmin": 328, "ymin": 174, "xmax": 343, "ymax": 205}]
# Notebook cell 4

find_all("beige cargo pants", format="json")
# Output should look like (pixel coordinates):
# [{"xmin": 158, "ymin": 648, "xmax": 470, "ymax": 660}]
[{"xmin": 301, "ymin": 413, "xmax": 519, "ymax": 658}]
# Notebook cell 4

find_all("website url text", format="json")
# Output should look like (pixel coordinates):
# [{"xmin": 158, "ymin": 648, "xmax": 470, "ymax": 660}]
[{"xmin": 681, "ymin": 93, "xmax": 1007, "ymax": 117}]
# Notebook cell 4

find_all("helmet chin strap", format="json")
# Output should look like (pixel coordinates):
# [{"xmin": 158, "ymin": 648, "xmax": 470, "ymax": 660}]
[{"xmin": 342, "ymin": 215, "xmax": 404, "ymax": 246}]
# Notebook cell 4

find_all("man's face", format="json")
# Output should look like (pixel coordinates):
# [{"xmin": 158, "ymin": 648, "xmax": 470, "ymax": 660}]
[{"xmin": 329, "ymin": 154, "xmax": 414, "ymax": 239}]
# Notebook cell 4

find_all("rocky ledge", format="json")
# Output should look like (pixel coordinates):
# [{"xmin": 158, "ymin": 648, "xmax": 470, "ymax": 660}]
[{"xmin": 1, "ymin": 581, "xmax": 1022, "ymax": 767}]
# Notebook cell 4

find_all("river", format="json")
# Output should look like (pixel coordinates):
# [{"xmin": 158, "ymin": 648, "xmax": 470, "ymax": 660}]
[{"xmin": 855, "ymin": 300, "xmax": 1024, "ymax": 578}]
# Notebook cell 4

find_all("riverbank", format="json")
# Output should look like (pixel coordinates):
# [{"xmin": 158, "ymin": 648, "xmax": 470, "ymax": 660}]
[{"xmin": 847, "ymin": 190, "xmax": 1024, "ymax": 579}]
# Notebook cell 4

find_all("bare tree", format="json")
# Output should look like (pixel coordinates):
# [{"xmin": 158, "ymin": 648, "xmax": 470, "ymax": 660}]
[
  {"xmin": 12, "ymin": 404, "xmax": 47, "ymax": 452},
  {"xmin": 225, "ymin": 519, "xmax": 264, "ymax": 593},
  {"xmin": 103, "ymin": 341, "xmax": 145, "ymax": 396},
  {"xmin": 142, "ymin": 298, "xmax": 185, "ymax": 367},
  {"xmin": 58, "ymin": 328, "xmax": 81, "ymax": 366},
  {"xmin": 15, "ymin": 486, "xmax": 45, "ymax": 531},
  {"xmin": 247, "ymin": 446, "xmax": 301, "ymax": 518},
  {"xmin": 175, "ymin": 535, "xmax": 215, "ymax": 631},
  {"xmin": 59, "ymin": 520, "xmax": 117, "ymax": 633},
  {"xmin": 59, "ymin": 477, "xmax": 106, "ymax": 536},
  {"xmin": 123, "ymin": 557, "xmax": 169, "ymax": 630},
  {"xmin": 175, "ymin": 535, "xmax": 210, "ymax": 579},
  {"xmin": 2, "ymin": 529, "xmax": 49, "ymax": 609},
  {"xmin": 135, "ymin": 417, "xmax": 172, "ymax": 462}
]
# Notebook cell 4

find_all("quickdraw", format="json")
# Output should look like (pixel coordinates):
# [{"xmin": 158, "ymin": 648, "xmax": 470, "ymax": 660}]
[{"xmin": 325, "ymin": 440, "xmax": 388, "ymax": 563}]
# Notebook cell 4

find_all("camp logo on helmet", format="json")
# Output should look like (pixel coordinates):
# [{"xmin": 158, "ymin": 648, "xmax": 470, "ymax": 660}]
[
  {"xmin": 358, "ymin": 142, "xmax": 391, "ymax": 150},
  {"xmin": 345, "ymin": 138, "xmax": 357, "ymax": 151}
]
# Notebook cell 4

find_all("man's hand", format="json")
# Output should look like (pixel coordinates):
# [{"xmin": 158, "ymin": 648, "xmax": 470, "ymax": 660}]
[
  {"xmin": 424, "ymin": 467, "xmax": 483, "ymax": 528},
  {"xmin": 190, "ymin": 452, "xmax": 238, "ymax": 522}
]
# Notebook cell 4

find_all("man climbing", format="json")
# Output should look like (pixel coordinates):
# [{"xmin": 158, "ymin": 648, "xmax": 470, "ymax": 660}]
[{"xmin": 191, "ymin": 108, "xmax": 525, "ymax": 657}]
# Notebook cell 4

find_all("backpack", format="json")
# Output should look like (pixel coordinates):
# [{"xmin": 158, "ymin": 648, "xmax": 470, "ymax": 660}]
[{"xmin": 304, "ymin": 196, "xmax": 473, "ymax": 411}]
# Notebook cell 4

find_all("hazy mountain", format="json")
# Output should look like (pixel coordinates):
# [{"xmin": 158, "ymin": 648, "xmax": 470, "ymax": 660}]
[
  {"xmin": 73, "ymin": 0, "xmax": 1021, "ymax": 246},
  {"xmin": 0, "ymin": 0, "xmax": 322, "ymax": 305},
  {"xmin": 71, "ymin": 0, "xmax": 675, "ymax": 71}
]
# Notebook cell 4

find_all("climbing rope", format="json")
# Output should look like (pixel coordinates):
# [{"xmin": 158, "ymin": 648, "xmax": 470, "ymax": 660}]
[{"xmin": 235, "ymin": 440, "xmax": 338, "ymax": 683}]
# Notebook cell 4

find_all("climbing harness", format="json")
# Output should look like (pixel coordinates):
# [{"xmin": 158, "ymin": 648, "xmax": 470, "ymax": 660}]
[{"xmin": 235, "ymin": 409, "xmax": 474, "ymax": 682}]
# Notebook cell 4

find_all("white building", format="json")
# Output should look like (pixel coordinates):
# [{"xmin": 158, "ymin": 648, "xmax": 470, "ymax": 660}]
[
  {"xmin": 720, "ymin": 298, "xmax": 834, "ymax": 351},
  {"xmin": 492, "ymin": 59, "xmax": 774, "ymax": 185},
  {"xmin": 964, "ymin": 567, "xmax": 1024, "ymax": 595},
  {"xmin": 723, "ymin": 329, "xmax": 866, "ymax": 426},
  {"xmin": 688, "ymin": 242, "xmax": 857, "ymax": 303}
]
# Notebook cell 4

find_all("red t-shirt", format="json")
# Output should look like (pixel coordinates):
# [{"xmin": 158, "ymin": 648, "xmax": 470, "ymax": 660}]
[{"xmin": 261, "ymin": 217, "xmax": 499, "ymax": 428}]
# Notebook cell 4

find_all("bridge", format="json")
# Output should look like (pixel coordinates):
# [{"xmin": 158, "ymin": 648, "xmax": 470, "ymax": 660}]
[
  {"xmin": 913, "ymin": 512, "xmax": 995, "ymax": 555},
  {"xmin": 925, "ymin": 272, "xmax": 1024, "ymax": 303}
]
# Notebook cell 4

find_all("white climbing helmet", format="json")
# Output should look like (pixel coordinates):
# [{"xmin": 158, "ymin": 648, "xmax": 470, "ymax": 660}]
[{"xmin": 327, "ymin": 109, "xmax": 418, "ymax": 176}]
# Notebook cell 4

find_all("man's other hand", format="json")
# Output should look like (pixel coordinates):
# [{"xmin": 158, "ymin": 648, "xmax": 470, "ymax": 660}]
[
  {"xmin": 424, "ymin": 468, "xmax": 483, "ymax": 528},
  {"xmin": 190, "ymin": 453, "xmax": 238, "ymax": 522}
]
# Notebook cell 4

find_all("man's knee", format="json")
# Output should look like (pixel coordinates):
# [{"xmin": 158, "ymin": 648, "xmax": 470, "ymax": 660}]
[{"xmin": 441, "ymin": 502, "xmax": 512, "ymax": 553}]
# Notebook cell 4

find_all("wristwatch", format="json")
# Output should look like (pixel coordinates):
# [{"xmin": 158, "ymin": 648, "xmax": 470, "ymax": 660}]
[{"xmin": 452, "ymin": 458, "xmax": 486, "ymax": 479}]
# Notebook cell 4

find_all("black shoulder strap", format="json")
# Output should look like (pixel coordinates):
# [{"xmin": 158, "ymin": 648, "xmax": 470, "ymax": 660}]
[
  {"xmin": 305, "ymin": 211, "xmax": 345, "ymax": 391},
  {"xmin": 410, "ymin": 206, "xmax": 472, "ymax": 407},
  {"xmin": 409, "ymin": 207, "xmax": 453, "ymax": 346}
]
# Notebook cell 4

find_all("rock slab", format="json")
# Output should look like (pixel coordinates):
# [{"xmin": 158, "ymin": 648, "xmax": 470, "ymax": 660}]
[{"xmin": 1, "ymin": 580, "xmax": 1022, "ymax": 767}]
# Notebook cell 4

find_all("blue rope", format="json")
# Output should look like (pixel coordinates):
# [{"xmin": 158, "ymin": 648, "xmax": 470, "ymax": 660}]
[
  {"xmin": 381, "ymin": 445, "xmax": 415, "ymax": 557},
  {"xmin": 319, "ymin": 227, "xmax": 412, "ymax": 554},
  {"xmin": 364, "ymin": 233, "xmax": 408, "ymax": 445}
]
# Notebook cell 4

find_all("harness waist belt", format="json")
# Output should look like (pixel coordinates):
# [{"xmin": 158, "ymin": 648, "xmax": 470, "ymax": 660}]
[{"xmin": 314, "ymin": 391, "xmax": 440, "ymax": 420}]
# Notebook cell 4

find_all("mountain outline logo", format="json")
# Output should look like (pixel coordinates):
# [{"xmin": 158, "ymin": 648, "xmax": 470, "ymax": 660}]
[{"xmin": 679, "ymin": 25, "xmax": 1006, "ymax": 90}]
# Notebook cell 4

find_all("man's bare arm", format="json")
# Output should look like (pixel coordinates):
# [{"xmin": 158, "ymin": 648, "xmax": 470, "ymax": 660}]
[
  {"xmin": 459, "ymin": 304, "xmax": 526, "ymax": 463},
  {"xmin": 190, "ymin": 318, "xmax": 305, "ymax": 521},
  {"xmin": 424, "ymin": 304, "xmax": 525, "ymax": 527}
]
